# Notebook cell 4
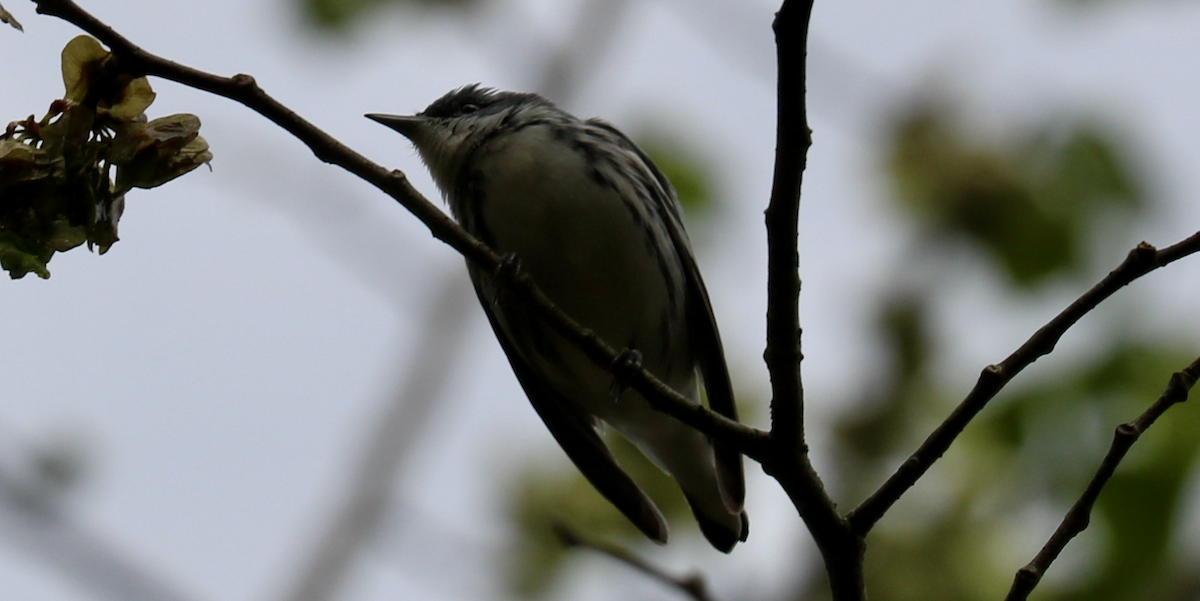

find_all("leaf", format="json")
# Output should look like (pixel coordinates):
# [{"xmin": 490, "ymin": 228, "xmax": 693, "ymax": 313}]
[
  {"xmin": 106, "ymin": 76, "xmax": 156, "ymax": 120},
  {"xmin": 36, "ymin": 104, "xmax": 96, "ymax": 158},
  {"xmin": 0, "ymin": 138, "xmax": 37, "ymax": 162},
  {"xmin": 0, "ymin": 1, "xmax": 22, "ymax": 32},
  {"xmin": 59, "ymin": 35, "xmax": 156, "ymax": 119},
  {"xmin": 0, "ymin": 139, "xmax": 56, "ymax": 188},
  {"xmin": 113, "ymin": 114, "xmax": 211, "ymax": 191},
  {"xmin": 0, "ymin": 232, "xmax": 53, "ymax": 279},
  {"xmin": 61, "ymin": 35, "xmax": 110, "ymax": 103},
  {"xmin": 43, "ymin": 218, "xmax": 88, "ymax": 252}
]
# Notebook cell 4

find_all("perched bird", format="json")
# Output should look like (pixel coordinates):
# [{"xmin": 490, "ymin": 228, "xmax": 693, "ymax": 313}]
[{"xmin": 367, "ymin": 85, "xmax": 747, "ymax": 552}]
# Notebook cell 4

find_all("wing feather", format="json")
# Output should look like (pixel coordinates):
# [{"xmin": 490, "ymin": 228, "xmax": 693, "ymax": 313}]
[
  {"xmin": 473, "ymin": 280, "xmax": 670, "ymax": 543},
  {"xmin": 584, "ymin": 121, "xmax": 745, "ymax": 510}
]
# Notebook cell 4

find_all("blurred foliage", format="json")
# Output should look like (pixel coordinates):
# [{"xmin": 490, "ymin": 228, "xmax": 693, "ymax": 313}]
[
  {"xmin": 638, "ymin": 136, "xmax": 717, "ymax": 216},
  {"xmin": 827, "ymin": 98, "xmax": 1200, "ymax": 601},
  {"xmin": 839, "ymin": 298, "xmax": 1200, "ymax": 601},
  {"xmin": 508, "ymin": 431, "xmax": 700, "ymax": 596},
  {"xmin": 299, "ymin": 0, "xmax": 477, "ymax": 31},
  {"xmin": 888, "ymin": 101, "xmax": 1142, "ymax": 287},
  {"xmin": 0, "ymin": 35, "xmax": 210, "ymax": 278}
]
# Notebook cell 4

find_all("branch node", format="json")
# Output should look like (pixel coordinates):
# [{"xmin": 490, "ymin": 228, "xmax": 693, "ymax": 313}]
[
  {"xmin": 1114, "ymin": 423, "xmax": 1137, "ymax": 440},
  {"xmin": 1124, "ymin": 242, "xmax": 1157, "ymax": 268},
  {"xmin": 231, "ymin": 73, "xmax": 256, "ymax": 88},
  {"xmin": 981, "ymin": 364, "xmax": 1004, "ymax": 381},
  {"xmin": 1012, "ymin": 565, "xmax": 1040, "ymax": 590}
]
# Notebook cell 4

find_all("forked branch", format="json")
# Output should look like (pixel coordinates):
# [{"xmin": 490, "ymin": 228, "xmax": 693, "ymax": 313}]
[
  {"xmin": 1005, "ymin": 355, "xmax": 1200, "ymax": 601},
  {"xmin": 849, "ymin": 233, "xmax": 1200, "ymax": 535}
]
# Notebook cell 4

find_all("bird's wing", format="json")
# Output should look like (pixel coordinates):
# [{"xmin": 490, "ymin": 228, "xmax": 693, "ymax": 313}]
[
  {"xmin": 586, "ymin": 121, "xmax": 745, "ymax": 511},
  {"xmin": 472, "ymin": 278, "xmax": 670, "ymax": 543},
  {"xmin": 679, "ymin": 252, "xmax": 744, "ymax": 510}
]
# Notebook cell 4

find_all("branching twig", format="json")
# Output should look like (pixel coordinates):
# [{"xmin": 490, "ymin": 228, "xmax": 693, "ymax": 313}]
[
  {"xmin": 29, "ymin": 0, "xmax": 770, "ymax": 464},
  {"xmin": 552, "ymin": 524, "xmax": 716, "ymax": 601},
  {"xmin": 1004, "ymin": 355, "xmax": 1200, "ymax": 601},
  {"xmin": 762, "ymin": 3, "xmax": 864, "ymax": 600},
  {"xmin": 848, "ymin": 234, "xmax": 1200, "ymax": 535}
]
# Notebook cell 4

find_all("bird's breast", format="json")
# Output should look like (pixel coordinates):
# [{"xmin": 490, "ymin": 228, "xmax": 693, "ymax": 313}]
[{"xmin": 468, "ymin": 125, "xmax": 689, "ymax": 385}]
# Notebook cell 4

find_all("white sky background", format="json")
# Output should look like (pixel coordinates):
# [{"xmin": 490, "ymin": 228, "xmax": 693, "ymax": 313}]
[{"xmin": 3, "ymin": 0, "xmax": 1200, "ymax": 600}]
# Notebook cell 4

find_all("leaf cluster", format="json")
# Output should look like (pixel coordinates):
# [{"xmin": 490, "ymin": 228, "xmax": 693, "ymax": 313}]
[{"xmin": 0, "ymin": 35, "xmax": 210, "ymax": 278}]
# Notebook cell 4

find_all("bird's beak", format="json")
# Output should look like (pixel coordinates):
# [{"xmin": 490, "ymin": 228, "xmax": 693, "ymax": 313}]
[{"xmin": 365, "ymin": 113, "xmax": 427, "ymax": 141}]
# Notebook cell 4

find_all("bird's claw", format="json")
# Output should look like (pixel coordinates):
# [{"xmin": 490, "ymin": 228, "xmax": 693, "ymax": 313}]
[
  {"xmin": 609, "ymin": 349, "xmax": 643, "ymax": 400},
  {"xmin": 489, "ymin": 252, "xmax": 523, "ymax": 309}
]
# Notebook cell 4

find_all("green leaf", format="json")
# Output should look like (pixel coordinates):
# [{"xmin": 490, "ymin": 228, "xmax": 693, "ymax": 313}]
[
  {"xmin": 0, "ymin": 138, "xmax": 56, "ymax": 188},
  {"xmin": 60, "ymin": 35, "xmax": 156, "ymax": 119},
  {"xmin": 0, "ymin": 231, "xmax": 53, "ymax": 279},
  {"xmin": 61, "ymin": 35, "xmax": 110, "ymax": 103},
  {"xmin": 112, "ymin": 113, "xmax": 211, "ymax": 192},
  {"xmin": 43, "ymin": 217, "xmax": 88, "ymax": 252},
  {"xmin": 106, "ymin": 76, "xmax": 156, "ymax": 120}
]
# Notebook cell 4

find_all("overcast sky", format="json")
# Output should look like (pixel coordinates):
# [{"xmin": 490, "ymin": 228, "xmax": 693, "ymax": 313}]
[{"xmin": 3, "ymin": 1, "xmax": 1200, "ymax": 600}]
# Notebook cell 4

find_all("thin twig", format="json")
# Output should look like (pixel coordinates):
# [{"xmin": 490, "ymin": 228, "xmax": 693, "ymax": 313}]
[
  {"xmin": 29, "ymin": 0, "xmax": 770, "ymax": 463},
  {"xmin": 764, "ymin": 0, "xmax": 811, "ymax": 464},
  {"xmin": 848, "ymin": 233, "xmax": 1200, "ymax": 535},
  {"xmin": 1004, "ymin": 355, "xmax": 1200, "ymax": 601},
  {"xmin": 552, "ymin": 524, "xmax": 716, "ymax": 601}
]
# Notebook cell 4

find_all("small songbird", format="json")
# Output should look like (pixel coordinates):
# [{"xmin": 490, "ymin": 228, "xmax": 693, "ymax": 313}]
[{"xmin": 367, "ymin": 85, "xmax": 747, "ymax": 552}]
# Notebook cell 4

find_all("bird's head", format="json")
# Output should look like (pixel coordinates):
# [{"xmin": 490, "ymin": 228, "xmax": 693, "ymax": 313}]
[{"xmin": 367, "ymin": 84, "xmax": 550, "ymax": 195}]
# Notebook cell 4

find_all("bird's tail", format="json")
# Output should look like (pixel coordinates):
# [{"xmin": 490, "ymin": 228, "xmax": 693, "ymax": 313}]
[{"xmin": 684, "ymin": 491, "xmax": 749, "ymax": 553}]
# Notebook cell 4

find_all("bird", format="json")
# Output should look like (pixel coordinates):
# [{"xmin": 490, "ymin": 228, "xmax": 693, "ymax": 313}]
[{"xmin": 367, "ymin": 85, "xmax": 747, "ymax": 552}]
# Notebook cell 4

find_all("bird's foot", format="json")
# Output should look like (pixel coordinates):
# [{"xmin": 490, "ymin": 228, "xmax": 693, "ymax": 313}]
[
  {"xmin": 609, "ymin": 349, "xmax": 643, "ymax": 400},
  {"xmin": 489, "ymin": 252, "xmax": 523, "ymax": 309}
]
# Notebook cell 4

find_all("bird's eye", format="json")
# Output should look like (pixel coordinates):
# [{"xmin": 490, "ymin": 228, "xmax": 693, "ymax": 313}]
[{"xmin": 460, "ymin": 103, "xmax": 480, "ymax": 115}]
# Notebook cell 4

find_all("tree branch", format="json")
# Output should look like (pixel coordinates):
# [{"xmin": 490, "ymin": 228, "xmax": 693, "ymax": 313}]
[
  {"xmin": 765, "ymin": 0, "xmax": 811, "ymax": 462},
  {"xmin": 848, "ymin": 233, "xmax": 1200, "ymax": 535},
  {"xmin": 29, "ymin": 0, "xmax": 770, "ymax": 463},
  {"xmin": 763, "ymin": 3, "xmax": 865, "ymax": 600},
  {"xmin": 1004, "ymin": 354, "xmax": 1200, "ymax": 601},
  {"xmin": 553, "ymin": 524, "xmax": 716, "ymax": 601}
]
